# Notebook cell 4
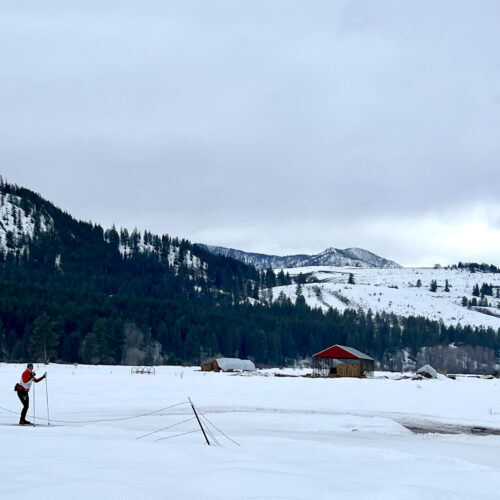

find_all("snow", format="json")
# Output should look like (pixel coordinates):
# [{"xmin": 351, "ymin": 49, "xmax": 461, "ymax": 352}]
[
  {"xmin": 416, "ymin": 364, "xmax": 438, "ymax": 379},
  {"xmin": 2, "ymin": 363, "xmax": 500, "ymax": 499},
  {"xmin": 0, "ymin": 192, "xmax": 52, "ymax": 252},
  {"xmin": 119, "ymin": 243, "xmax": 206, "ymax": 276},
  {"xmin": 215, "ymin": 358, "xmax": 256, "ymax": 371},
  {"xmin": 273, "ymin": 266, "xmax": 500, "ymax": 329}
]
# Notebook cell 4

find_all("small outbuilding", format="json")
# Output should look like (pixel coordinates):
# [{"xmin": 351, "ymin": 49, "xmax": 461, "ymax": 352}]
[
  {"xmin": 416, "ymin": 364, "xmax": 438, "ymax": 379},
  {"xmin": 201, "ymin": 357, "xmax": 256, "ymax": 372},
  {"xmin": 312, "ymin": 344, "xmax": 375, "ymax": 378}
]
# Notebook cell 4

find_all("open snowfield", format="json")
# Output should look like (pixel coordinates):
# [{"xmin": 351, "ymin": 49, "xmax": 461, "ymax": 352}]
[
  {"xmin": 2, "ymin": 364, "xmax": 500, "ymax": 500},
  {"xmin": 274, "ymin": 267, "xmax": 500, "ymax": 329}
]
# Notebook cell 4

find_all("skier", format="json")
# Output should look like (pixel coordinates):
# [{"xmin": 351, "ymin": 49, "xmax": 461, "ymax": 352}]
[{"xmin": 14, "ymin": 363, "xmax": 46, "ymax": 425}]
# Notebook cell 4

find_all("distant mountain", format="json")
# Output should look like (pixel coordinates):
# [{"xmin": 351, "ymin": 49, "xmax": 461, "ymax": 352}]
[{"xmin": 197, "ymin": 244, "xmax": 402, "ymax": 270}]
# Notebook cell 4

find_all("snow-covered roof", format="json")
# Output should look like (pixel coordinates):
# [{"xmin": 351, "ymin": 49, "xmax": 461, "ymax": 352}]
[
  {"xmin": 416, "ymin": 364, "xmax": 438, "ymax": 378},
  {"xmin": 215, "ymin": 358, "xmax": 256, "ymax": 372}
]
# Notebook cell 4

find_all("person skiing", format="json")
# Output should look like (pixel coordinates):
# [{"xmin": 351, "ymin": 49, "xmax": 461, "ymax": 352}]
[{"xmin": 14, "ymin": 363, "xmax": 46, "ymax": 425}]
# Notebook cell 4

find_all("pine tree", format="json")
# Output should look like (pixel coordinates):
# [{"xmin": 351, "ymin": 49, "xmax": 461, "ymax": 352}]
[
  {"xmin": 416, "ymin": 279, "xmax": 422, "ymax": 288},
  {"xmin": 430, "ymin": 280, "xmax": 438, "ymax": 292},
  {"xmin": 11, "ymin": 340, "xmax": 25, "ymax": 362},
  {"xmin": 28, "ymin": 313, "xmax": 59, "ymax": 363},
  {"xmin": 348, "ymin": 273, "xmax": 355, "ymax": 285},
  {"xmin": 184, "ymin": 327, "xmax": 200, "ymax": 363},
  {"xmin": 82, "ymin": 332, "xmax": 99, "ymax": 364},
  {"xmin": 444, "ymin": 280, "xmax": 450, "ymax": 292},
  {"xmin": 277, "ymin": 270, "xmax": 287, "ymax": 286},
  {"xmin": 0, "ymin": 318, "xmax": 6, "ymax": 362},
  {"xmin": 265, "ymin": 269, "xmax": 277, "ymax": 288}
]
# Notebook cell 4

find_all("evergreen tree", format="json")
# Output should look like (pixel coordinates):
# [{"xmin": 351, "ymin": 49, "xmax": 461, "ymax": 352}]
[
  {"xmin": 184, "ymin": 326, "xmax": 200, "ymax": 363},
  {"xmin": 277, "ymin": 270, "xmax": 287, "ymax": 286},
  {"xmin": 0, "ymin": 318, "xmax": 6, "ymax": 362},
  {"xmin": 82, "ymin": 332, "xmax": 99, "ymax": 364},
  {"xmin": 430, "ymin": 280, "xmax": 438, "ymax": 292},
  {"xmin": 416, "ymin": 279, "xmax": 422, "ymax": 288},
  {"xmin": 444, "ymin": 280, "xmax": 450, "ymax": 292},
  {"xmin": 11, "ymin": 340, "xmax": 25, "ymax": 362},
  {"xmin": 28, "ymin": 313, "xmax": 59, "ymax": 363},
  {"xmin": 61, "ymin": 331, "xmax": 81, "ymax": 363},
  {"xmin": 265, "ymin": 268, "xmax": 277, "ymax": 288},
  {"xmin": 348, "ymin": 273, "xmax": 355, "ymax": 285}
]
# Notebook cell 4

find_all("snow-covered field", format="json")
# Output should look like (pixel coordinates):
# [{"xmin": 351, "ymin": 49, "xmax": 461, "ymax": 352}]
[
  {"xmin": 2, "ymin": 363, "xmax": 500, "ymax": 499},
  {"xmin": 273, "ymin": 267, "xmax": 500, "ymax": 329}
]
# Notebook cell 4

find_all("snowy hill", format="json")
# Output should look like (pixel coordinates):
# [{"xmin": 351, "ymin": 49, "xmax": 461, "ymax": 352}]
[
  {"xmin": 271, "ymin": 266, "xmax": 500, "ymax": 329},
  {"xmin": 198, "ymin": 244, "xmax": 401, "ymax": 270}
]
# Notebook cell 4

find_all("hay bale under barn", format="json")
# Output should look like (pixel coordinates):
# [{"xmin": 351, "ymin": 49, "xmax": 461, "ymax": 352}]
[{"xmin": 335, "ymin": 363, "xmax": 363, "ymax": 378}]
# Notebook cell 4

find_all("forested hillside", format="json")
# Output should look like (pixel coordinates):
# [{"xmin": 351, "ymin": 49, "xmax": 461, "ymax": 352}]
[{"xmin": 1, "ymin": 177, "xmax": 500, "ymax": 371}]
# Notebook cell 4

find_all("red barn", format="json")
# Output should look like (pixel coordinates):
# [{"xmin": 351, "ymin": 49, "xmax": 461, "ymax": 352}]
[{"xmin": 312, "ymin": 344, "xmax": 374, "ymax": 378}]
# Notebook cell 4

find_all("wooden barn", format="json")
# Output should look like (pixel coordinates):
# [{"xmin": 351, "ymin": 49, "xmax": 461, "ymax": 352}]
[
  {"xmin": 312, "ymin": 344, "xmax": 374, "ymax": 378},
  {"xmin": 201, "ymin": 357, "xmax": 256, "ymax": 373}
]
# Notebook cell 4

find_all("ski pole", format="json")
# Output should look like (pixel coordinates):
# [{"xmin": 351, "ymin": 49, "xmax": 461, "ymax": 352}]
[
  {"xmin": 45, "ymin": 375, "xmax": 50, "ymax": 426},
  {"xmin": 33, "ymin": 380, "xmax": 36, "ymax": 427}
]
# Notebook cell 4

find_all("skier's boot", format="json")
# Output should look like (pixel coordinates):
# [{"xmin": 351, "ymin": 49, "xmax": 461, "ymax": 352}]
[{"xmin": 19, "ymin": 419, "xmax": 31, "ymax": 425}]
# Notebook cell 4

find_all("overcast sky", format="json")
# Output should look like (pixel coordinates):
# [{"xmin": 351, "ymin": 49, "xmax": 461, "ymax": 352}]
[{"xmin": 1, "ymin": 1, "xmax": 500, "ymax": 267}]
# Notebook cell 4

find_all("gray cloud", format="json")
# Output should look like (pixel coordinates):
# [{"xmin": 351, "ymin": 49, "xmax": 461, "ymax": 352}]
[{"xmin": 2, "ymin": 1, "xmax": 500, "ymax": 266}]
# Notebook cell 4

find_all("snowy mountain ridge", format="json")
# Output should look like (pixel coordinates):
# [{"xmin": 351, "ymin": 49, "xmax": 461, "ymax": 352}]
[
  {"xmin": 198, "ymin": 244, "xmax": 402, "ymax": 270},
  {"xmin": 0, "ymin": 182, "xmax": 205, "ymax": 276}
]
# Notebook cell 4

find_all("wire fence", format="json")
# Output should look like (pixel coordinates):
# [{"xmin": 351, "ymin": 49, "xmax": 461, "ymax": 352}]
[
  {"xmin": 0, "ymin": 401, "xmax": 189, "ymax": 424},
  {"xmin": 1, "ymin": 398, "xmax": 241, "ymax": 446}
]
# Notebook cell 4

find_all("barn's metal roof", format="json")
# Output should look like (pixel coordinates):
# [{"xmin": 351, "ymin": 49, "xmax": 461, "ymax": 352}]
[{"xmin": 313, "ymin": 344, "xmax": 374, "ymax": 361}]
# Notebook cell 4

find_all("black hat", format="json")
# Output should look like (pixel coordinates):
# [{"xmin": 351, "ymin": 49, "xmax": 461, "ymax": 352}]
[{"xmin": 27, "ymin": 363, "xmax": 33, "ymax": 369}]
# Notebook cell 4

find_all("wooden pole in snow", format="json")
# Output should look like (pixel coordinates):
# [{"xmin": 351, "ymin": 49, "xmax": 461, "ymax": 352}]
[{"xmin": 189, "ymin": 397, "xmax": 210, "ymax": 446}]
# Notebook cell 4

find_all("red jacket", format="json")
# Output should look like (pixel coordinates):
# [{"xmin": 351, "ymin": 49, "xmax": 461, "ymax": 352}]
[{"xmin": 17, "ymin": 370, "xmax": 43, "ymax": 392}]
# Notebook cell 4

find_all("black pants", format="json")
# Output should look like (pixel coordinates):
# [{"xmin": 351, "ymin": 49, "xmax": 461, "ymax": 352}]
[{"xmin": 17, "ymin": 391, "xmax": 29, "ymax": 422}]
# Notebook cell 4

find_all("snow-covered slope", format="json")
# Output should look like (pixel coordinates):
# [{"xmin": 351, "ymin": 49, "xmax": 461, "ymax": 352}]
[
  {"xmin": 0, "ymin": 191, "xmax": 52, "ymax": 252},
  {"xmin": 306, "ymin": 247, "xmax": 401, "ymax": 268},
  {"xmin": 272, "ymin": 266, "xmax": 500, "ymax": 329},
  {"xmin": 198, "ymin": 244, "xmax": 401, "ymax": 270}
]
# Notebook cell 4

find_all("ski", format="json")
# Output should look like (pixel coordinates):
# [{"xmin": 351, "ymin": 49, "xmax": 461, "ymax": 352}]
[{"xmin": 0, "ymin": 423, "xmax": 61, "ymax": 427}]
